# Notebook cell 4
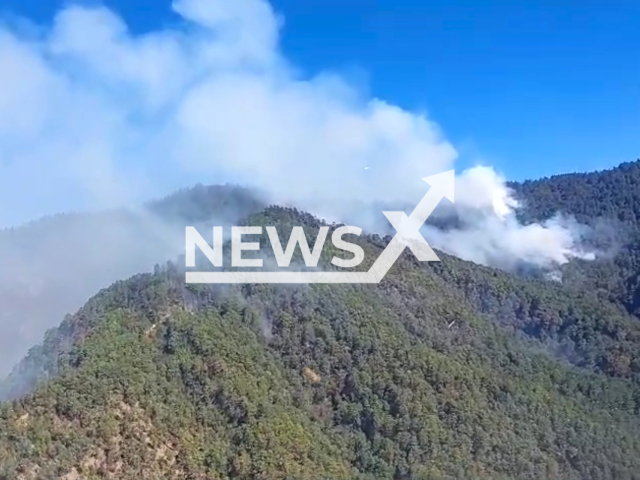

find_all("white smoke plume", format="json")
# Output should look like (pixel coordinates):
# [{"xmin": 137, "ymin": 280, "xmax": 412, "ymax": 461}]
[
  {"xmin": 0, "ymin": 0, "xmax": 594, "ymax": 375},
  {"xmin": 427, "ymin": 166, "xmax": 595, "ymax": 270}
]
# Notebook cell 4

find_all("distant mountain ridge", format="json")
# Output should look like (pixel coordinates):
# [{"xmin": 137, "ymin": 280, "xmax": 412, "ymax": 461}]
[
  {"xmin": 511, "ymin": 160, "xmax": 640, "ymax": 226},
  {"xmin": 0, "ymin": 184, "xmax": 266, "ymax": 376}
]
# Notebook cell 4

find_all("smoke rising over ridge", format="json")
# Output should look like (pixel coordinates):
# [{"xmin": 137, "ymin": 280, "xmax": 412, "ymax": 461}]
[
  {"xmin": 0, "ymin": 0, "xmax": 596, "ymax": 374},
  {"xmin": 426, "ymin": 167, "xmax": 596, "ymax": 270}
]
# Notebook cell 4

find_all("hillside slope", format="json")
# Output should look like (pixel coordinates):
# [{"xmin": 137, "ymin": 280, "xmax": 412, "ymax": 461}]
[
  {"xmin": 3, "ymin": 208, "xmax": 640, "ymax": 480},
  {"xmin": 511, "ymin": 159, "xmax": 640, "ymax": 315}
]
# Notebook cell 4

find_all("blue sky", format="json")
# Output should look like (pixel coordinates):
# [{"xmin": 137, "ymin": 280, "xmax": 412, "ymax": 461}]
[{"xmin": 2, "ymin": 0, "xmax": 639, "ymax": 182}]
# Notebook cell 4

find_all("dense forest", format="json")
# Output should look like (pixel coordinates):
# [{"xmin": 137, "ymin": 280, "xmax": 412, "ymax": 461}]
[{"xmin": 2, "ymin": 161, "xmax": 640, "ymax": 479}]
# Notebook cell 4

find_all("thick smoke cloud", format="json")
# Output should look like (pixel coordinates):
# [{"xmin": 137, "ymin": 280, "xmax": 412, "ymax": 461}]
[
  {"xmin": 427, "ymin": 167, "xmax": 595, "ymax": 270},
  {"xmin": 0, "ymin": 0, "xmax": 594, "ymax": 374}
]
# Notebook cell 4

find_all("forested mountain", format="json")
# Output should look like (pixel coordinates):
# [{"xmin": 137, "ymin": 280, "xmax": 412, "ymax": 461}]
[
  {"xmin": 2, "ymin": 161, "xmax": 640, "ymax": 479},
  {"xmin": 512, "ymin": 160, "xmax": 640, "ymax": 226},
  {"xmin": 3, "ymin": 202, "xmax": 640, "ymax": 479},
  {"xmin": 510, "ymin": 160, "xmax": 640, "ymax": 317}
]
